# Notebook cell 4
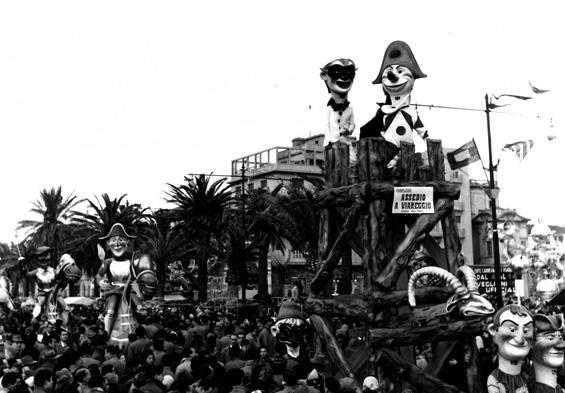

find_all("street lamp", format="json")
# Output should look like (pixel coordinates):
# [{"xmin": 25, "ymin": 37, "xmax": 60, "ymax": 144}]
[{"xmin": 485, "ymin": 94, "xmax": 504, "ymax": 309}]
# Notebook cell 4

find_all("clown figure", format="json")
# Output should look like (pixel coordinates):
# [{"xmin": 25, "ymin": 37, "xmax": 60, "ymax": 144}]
[
  {"xmin": 360, "ymin": 41, "xmax": 429, "ymax": 169},
  {"xmin": 530, "ymin": 314, "xmax": 565, "ymax": 393},
  {"xmin": 487, "ymin": 304, "xmax": 534, "ymax": 393}
]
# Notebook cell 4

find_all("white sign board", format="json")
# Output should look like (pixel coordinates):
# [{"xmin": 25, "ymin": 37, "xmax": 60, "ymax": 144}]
[{"xmin": 392, "ymin": 187, "xmax": 434, "ymax": 214}]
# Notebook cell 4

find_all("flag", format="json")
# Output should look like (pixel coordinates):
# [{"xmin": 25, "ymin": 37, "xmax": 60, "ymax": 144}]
[
  {"xmin": 488, "ymin": 93, "xmax": 533, "ymax": 109},
  {"xmin": 447, "ymin": 139, "xmax": 480, "ymax": 170},
  {"xmin": 529, "ymin": 81, "xmax": 550, "ymax": 94},
  {"xmin": 503, "ymin": 140, "xmax": 535, "ymax": 160}
]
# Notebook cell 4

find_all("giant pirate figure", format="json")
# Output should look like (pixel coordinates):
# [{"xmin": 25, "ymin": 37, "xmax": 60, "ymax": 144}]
[{"xmin": 96, "ymin": 223, "xmax": 157, "ymax": 344}]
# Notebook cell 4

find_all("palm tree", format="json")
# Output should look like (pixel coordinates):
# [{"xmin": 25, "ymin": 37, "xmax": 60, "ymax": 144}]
[
  {"xmin": 221, "ymin": 222, "xmax": 260, "ymax": 299},
  {"xmin": 142, "ymin": 209, "xmax": 192, "ymax": 296},
  {"xmin": 166, "ymin": 174, "xmax": 233, "ymax": 302},
  {"xmin": 276, "ymin": 182, "xmax": 320, "ymax": 274},
  {"xmin": 245, "ymin": 186, "xmax": 289, "ymax": 302},
  {"xmin": 18, "ymin": 186, "xmax": 81, "ymax": 260}
]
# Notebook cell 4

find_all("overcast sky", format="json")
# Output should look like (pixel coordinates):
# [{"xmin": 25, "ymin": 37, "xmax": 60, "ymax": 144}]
[{"xmin": 1, "ymin": 1, "xmax": 563, "ymax": 243}]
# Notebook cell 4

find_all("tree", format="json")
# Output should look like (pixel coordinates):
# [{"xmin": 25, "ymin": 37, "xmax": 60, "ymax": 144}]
[
  {"xmin": 166, "ymin": 174, "xmax": 233, "ymax": 302},
  {"xmin": 245, "ymin": 185, "xmax": 289, "ymax": 302},
  {"xmin": 18, "ymin": 186, "xmax": 81, "ymax": 260},
  {"xmin": 142, "ymin": 209, "xmax": 191, "ymax": 296},
  {"xmin": 221, "ymin": 222, "xmax": 260, "ymax": 299},
  {"xmin": 276, "ymin": 182, "xmax": 320, "ymax": 274}
]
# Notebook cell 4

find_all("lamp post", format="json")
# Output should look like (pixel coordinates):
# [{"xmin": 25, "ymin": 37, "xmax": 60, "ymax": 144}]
[{"xmin": 485, "ymin": 94, "xmax": 504, "ymax": 309}]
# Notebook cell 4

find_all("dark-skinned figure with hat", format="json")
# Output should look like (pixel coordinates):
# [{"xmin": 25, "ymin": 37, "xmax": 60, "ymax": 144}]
[
  {"xmin": 360, "ymin": 41, "xmax": 429, "ymax": 169},
  {"xmin": 96, "ymin": 223, "xmax": 157, "ymax": 345},
  {"xmin": 321, "ymin": 58, "xmax": 358, "ymax": 181},
  {"xmin": 529, "ymin": 314, "xmax": 565, "ymax": 393},
  {"xmin": 23, "ymin": 246, "xmax": 80, "ymax": 326},
  {"xmin": 271, "ymin": 300, "xmax": 312, "ymax": 374}
]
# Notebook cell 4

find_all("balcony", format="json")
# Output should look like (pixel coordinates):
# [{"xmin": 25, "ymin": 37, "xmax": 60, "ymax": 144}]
[{"xmin": 231, "ymin": 146, "xmax": 324, "ymax": 179}]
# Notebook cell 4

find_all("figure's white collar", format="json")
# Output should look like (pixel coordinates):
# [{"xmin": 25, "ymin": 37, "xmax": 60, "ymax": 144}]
[{"xmin": 381, "ymin": 94, "xmax": 411, "ymax": 114}]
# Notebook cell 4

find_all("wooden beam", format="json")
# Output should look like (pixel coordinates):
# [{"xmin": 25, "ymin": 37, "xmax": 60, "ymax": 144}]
[
  {"xmin": 309, "ymin": 315, "xmax": 355, "ymax": 380},
  {"xmin": 369, "ymin": 319, "xmax": 486, "ymax": 347},
  {"xmin": 378, "ymin": 348, "xmax": 464, "ymax": 393},
  {"xmin": 376, "ymin": 198, "xmax": 454, "ymax": 290},
  {"xmin": 314, "ymin": 180, "xmax": 461, "ymax": 207},
  {"xmin": 311, "ymin": 203, "xmax": 365, "ymax": 295},
  {"xmin": 303, "ymin": 287, "xmax": 454, "ymax": 318}
]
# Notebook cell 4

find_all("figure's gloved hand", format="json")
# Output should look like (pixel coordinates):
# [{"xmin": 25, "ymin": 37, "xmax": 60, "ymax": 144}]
[{"xmin": 99, "ymin": 279, "xmax": 112, "ymax": 293}]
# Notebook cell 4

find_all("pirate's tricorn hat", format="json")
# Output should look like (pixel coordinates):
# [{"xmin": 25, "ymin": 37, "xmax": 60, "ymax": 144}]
[
  {"xmin": 534, "ymin": 313, "xmax": 563, "ymax": 334},
  {"xmin": 373, "ymin": 40, "xmax": 427, "ymax": 84},
  {"xmin": 99, "ymin": 223, "xmax": 137, "ymax": 241},
  {"xmin": 32, "ymin": 246, "xmax": 52, "ymax": 256}
]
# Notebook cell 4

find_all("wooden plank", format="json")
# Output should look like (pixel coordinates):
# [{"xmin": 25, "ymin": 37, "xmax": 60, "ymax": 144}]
[
  {"xmin": 400, "ymin": 141, "xmax": 416, "ymax": 181},
  {"xmin": 311, "ymin": 203, "xmax": 365, "ymax": 295},
  {"xmin": 310, "ymin": 315, "xmax": 356, "ymax": 380},
  {"xmin": 303, "ymin": 287, "xmax": 454, "ymax": 318},
  {"xmin": 376, "ymin": 198, "xmax": 454, "ymax": 290},
  {"xmin": 378, "ymin": 348, "xmax": 465, "ymax": 393},
  {"xmin": 314, "ymin": 180, "xmax": 461, "ymax": 207},
  {"xmin": 427, "ymin": 139, "xmax": 445, "ymax": 180},
  {"xmin": 441, "ymin": 212, "xmax": 462, "ymax": 273},
  {"xmin": 369, "ymin": 319, "xmax": 486, "ymax": 347}
]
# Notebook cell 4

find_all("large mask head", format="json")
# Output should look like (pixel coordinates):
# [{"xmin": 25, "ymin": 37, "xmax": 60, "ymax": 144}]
[
  {"xmin": 33, "ymin": 246, "xmax": 52, "ymax": 268},
  {"xmin": 533, "ymin": 314, "xmax": 565, "ymax": 369},
  {"xmin": 488, "ymin": 304, "xmax": 534, "ymax": 362},
  {"xmin": 99, "ymin": 223, "xmax": 137, "ymax": 259},
  {"xmin": 373, "ymin": 41, "xmax": 426, "ymax": 100},
  {"xmin": 271, "ymin": 301, "xmax": 310, "ymax": 359},
  {"xmin": 320, "ymin": 58, "xmax": 356, "ymax": 96}
]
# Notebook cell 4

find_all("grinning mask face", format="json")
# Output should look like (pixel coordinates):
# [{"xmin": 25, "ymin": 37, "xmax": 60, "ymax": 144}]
[
  {"xmin": 271, "ymin": 317, "xmax": 310, "ymax": 359},
  {"xmin": 489, "ymin": 309, "xmax": 534, "ymax": 362},
  {"xmin": 533, "ymin": 314, "xmax": 565, "ymax": 369},
  {"xmin": 321, "ymin": 59, "xmax": 356, "ymax": 96},
  {"xmin": 381, "ymin": 65, "xmax": 414, "ymax": 98},
  {"xmin": 107, "ymin": 236, "xmax": 129, "ymax": 258}
]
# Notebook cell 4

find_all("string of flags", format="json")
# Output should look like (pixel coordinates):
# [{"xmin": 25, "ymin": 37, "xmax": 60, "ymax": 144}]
[
  {"xmin": 503, "ymin": 140, "xmax": 535, "ymax": 161},
  {"xmin": 447, "ymin": 81, "xmax": 554, "ymax": 170}
]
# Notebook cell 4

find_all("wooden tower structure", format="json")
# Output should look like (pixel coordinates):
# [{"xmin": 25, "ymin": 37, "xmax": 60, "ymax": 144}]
[{"xmin": 304, "ymin": 137, "xmax": 487, "ymax": 393}]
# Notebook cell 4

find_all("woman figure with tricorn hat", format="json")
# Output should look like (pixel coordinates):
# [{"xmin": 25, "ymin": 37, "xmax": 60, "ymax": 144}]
[{"xmin": 96, "ymin": 223, "xmax": 157, "ymax": 342}]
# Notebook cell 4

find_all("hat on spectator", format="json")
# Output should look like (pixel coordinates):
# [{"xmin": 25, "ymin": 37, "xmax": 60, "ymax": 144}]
[
  {"xmin": 363, "ymin": 376, "xmax": 379, "ymax": 391},
  {"xmin": 21, "ymin": 355, "xmax": 37, "ymax": 366}
]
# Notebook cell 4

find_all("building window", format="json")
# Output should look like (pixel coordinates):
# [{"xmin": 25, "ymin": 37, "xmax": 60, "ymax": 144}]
[
  {"xmin": 486, "ymin": 240, "xmax": 493, "ymax": 258},
  {"xmin": 260, "ymin": 180, "xmax": 268, "ymax": 189},
  {"xmin": 248, "ymin": 182, "xmax": 254, "ymax": 191}
]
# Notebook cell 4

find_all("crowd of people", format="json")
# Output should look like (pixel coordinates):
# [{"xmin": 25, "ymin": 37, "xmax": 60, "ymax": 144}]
[{"xmin": 0, "ymin": 301, "xmax": 380, "ymax": 393}]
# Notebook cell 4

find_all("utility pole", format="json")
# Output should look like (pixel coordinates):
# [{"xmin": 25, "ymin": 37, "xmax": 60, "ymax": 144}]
[
  {"xmin": 485, "ymin": 94, "xmax": 504, "ymax": 309},
  {"xmin": 241, "ymin": 162, "xmax": 246, "ymax": 300}
]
